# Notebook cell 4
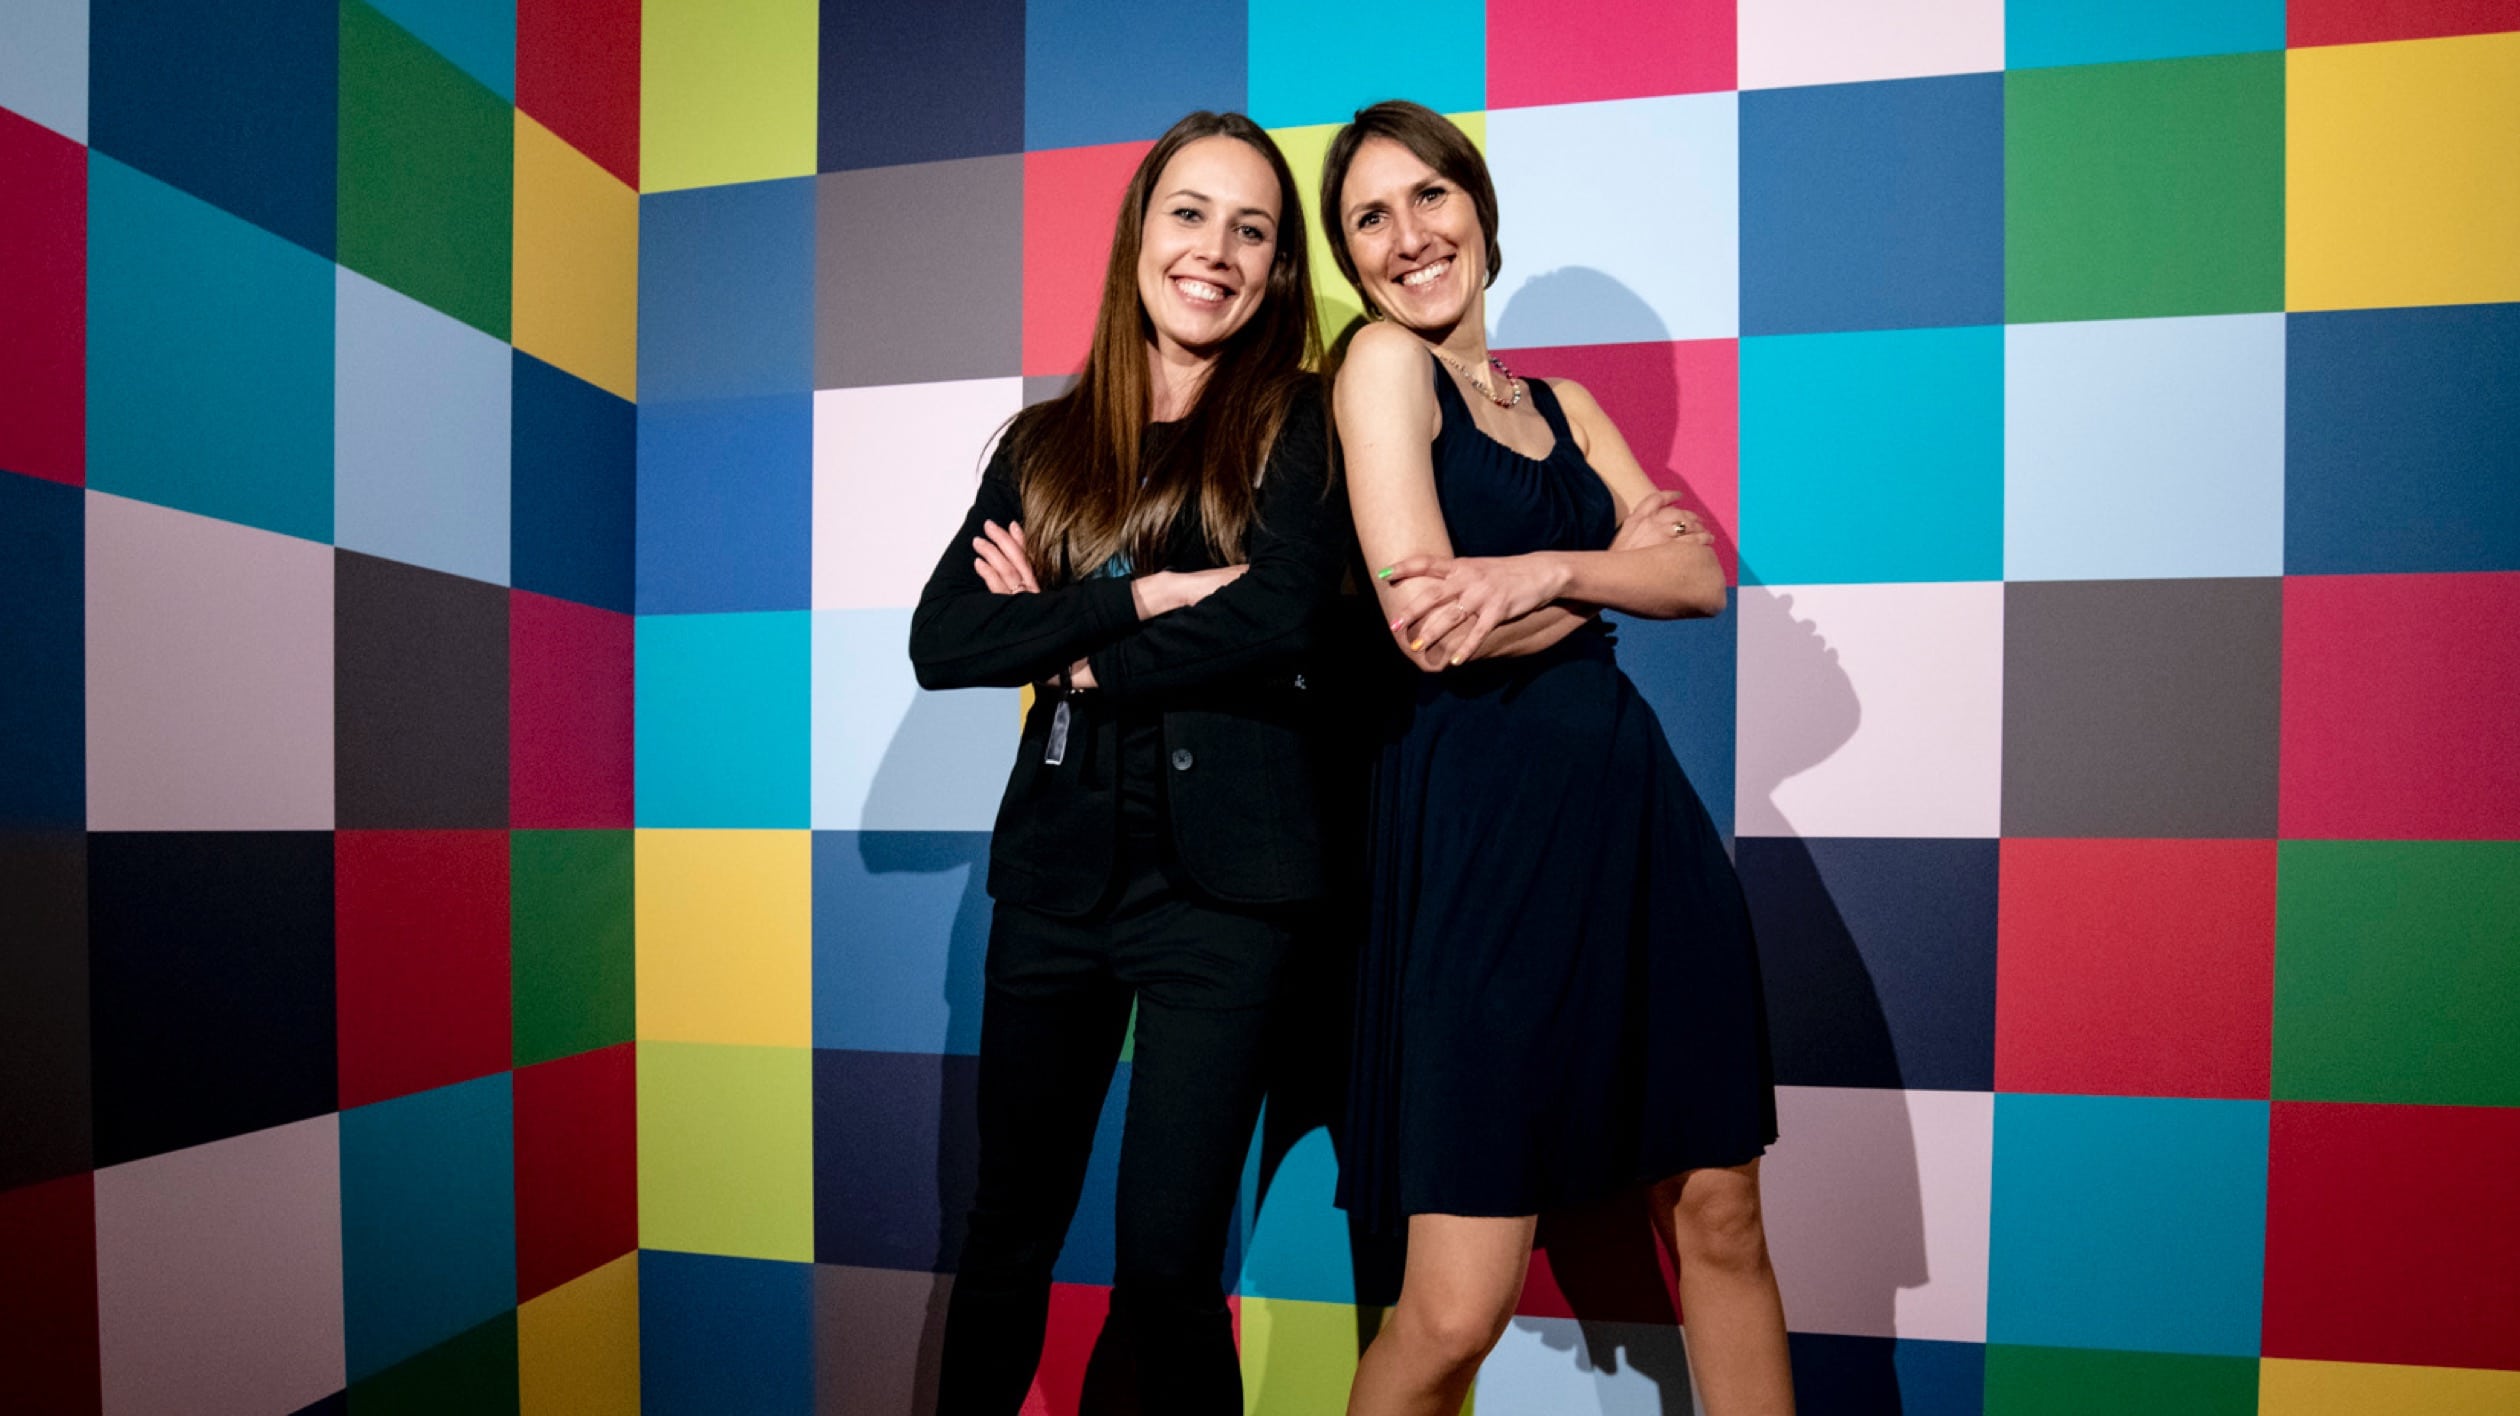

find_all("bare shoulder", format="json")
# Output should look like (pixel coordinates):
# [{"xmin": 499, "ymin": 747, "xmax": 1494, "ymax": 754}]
[
  {"xmin": 1341, "ymin": 321, "xmax": 1434, "ymax": 387},
  {"xmin": 1333, "ymin": 322, "xmax": 1438, "ymax": 440}
]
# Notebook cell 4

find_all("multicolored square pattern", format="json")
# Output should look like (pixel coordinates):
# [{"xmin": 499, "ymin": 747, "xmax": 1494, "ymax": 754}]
[{"xmin": 2, "ymin": 1, "xmax": 2514, "ymax": 1412}]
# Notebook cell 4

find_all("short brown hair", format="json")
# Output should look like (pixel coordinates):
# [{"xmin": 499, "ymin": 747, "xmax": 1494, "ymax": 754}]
[{"xmin": 1318, "ymin": 100, "xmax": 1502, "ymax": 313}]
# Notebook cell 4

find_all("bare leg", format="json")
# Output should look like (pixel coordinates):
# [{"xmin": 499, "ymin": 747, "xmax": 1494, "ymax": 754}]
[
  {"xmin": 1346, "ymin": 1213, "xmax": 1537, "ymax": 1416},
  {"xmin": 1653, "ymin": 1160, "xmax": 1795, "ymax": 1416}
]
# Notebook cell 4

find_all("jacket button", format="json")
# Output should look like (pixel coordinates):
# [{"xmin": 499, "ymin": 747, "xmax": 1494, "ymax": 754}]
[{"xmin": 1170, "ymin": 748, "xmax": 1195, "ymax": 772}]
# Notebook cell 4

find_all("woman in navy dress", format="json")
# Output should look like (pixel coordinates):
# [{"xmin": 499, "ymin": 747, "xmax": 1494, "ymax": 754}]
[{"xmin": 1321, "ymin": 102, "xmax": 1792, "ymax": 1413}]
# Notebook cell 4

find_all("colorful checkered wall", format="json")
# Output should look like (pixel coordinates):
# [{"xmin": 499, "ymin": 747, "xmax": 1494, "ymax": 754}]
[
  {"xmin": 5, "ymin": 1, "xmax": 2517, "ymax": 1414},
  {"xmin": 2, "ymin": 0, "xmax": 642, "ymax": 1411}
]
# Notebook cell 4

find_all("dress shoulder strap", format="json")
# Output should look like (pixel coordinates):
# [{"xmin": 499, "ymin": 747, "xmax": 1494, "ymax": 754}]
[{"xmin": 1523, "ymin": 374, "xmax": 1579, "ymax": 451}]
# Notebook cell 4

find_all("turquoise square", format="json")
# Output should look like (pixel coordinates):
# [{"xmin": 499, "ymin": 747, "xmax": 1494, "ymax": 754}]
[
  {"xmin": 1989, "ymin": 1094, "xmax": 2268, "ymax": 1357},
  {"xmin": 341, "ymin": 1073, "xmax": 517, "ymax": 1382},
  {"xmin": 1247, "ymin": 0, "xmax": 1482, "ymax": 128},
  {"xmin": 1233, "ymin": 1122, "xmax": 1364, "ymax": 1303},
  {"xmin": 87, "ymin": 154, "xmax": 334, "ymax": 543},
  {"xmin": 636, "ymin": 611, "xmax": 812, "ymax": 828},
  {"xmin": 1739, "ymin": 326, "xmax": 2003, "ymax": 585},
  {"xmin": 2007, "ymin": 0, "xmax": 2284, "ymax": 69}
]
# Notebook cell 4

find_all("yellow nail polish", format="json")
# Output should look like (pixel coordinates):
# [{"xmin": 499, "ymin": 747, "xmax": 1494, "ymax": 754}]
[{"xmin": 1409, "ymin": 638, "xmax": 1423, "ymax": 651}]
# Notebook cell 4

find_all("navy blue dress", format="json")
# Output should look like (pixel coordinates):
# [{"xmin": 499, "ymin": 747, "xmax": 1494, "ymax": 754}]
[{"xmin": 1339, "ymin": 364, "xmax": 1778, "ymax": 1233}]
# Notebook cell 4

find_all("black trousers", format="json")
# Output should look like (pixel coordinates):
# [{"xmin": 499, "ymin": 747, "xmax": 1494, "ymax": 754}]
[{"xmin": 935, "ymin": 831, "xmax": 1302, "ymax": 1414}]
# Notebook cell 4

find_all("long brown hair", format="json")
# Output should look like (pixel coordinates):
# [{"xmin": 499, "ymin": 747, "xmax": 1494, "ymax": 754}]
[
  {"xmin": 1012, "ymin": 112, "xmax": 1321, "ymax": 582},
  {"xmin": 1318, "ymin": 100, "xmax": 1502, "ymax": 316}
]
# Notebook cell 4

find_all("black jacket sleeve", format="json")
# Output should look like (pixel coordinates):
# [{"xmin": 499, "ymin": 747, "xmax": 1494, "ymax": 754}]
[
  {"xmin": 1087, "ymin": 391, "xmax": 1346, "ymax": 704},
  {"xmin": 908, "ymin": 439, "xmax": 1142, "ymax": 690}
]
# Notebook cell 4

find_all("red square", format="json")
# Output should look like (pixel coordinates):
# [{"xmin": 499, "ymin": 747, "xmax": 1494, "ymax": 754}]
[
  {"xmin": 1517, "ymin": 1188, "xmax": 1682, "ymax": 1323},
  {"xmin": 518, "ymin": 0, "xmax": 640, "ymax": 188},
  {"xmin": 1490, "ymin": 0, "xmax": 1735, "ymax": 109},
  {"xmin": 0, "ymin": 1174, "xmax": 101, "ymax": 1415},
  {"xmin": 2263, "ymin": 1101, "xmax": 2520, "ymax": 1370},
  {"xmin": 1501, "ymin": 339, "xmax": 1740, "ymax": 583},
  {"xmin": 335, "ymin": 830, "xmax": 512, "ymax": 1109},
  {"xmin": 1995, "ymin": 839, "xmax": 2275, "ymax": 1099},
  {"xmin": 0, "ymin": 107, "xmax": 86, "ymax": 487},
  {"xmin": 513, "ymin": 1041, "xmax": 635, "ymax": 1301},
  {"xmin": 2280, "ymin": 573, "xmax": 2520, "ymax": 840},
  {"xmin": 510, "ymin": 590, "xmax": 632, "ymax": 829},
  {"xmin": 1023, "ymin": 142, "xmax": 1151, "ymax": 378},
  {"xmin": 2290, "ymin": 0, "xmax": 2520, "ymax": 47}
]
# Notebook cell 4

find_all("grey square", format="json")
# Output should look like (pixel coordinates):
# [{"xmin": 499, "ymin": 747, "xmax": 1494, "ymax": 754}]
[
  {"xmin": 335, "ymin": 552, "xmax": 510, "ymax": 828},
  {"xmin": 817, "ymin": 156, "xmax": 1023, "ymax": 389},
  {"xmin": 813, "ymin": 1264, "xmax": 949, "ymax": 1416},
  {"xmin": 2002, "ymin": 577, "xmax": 2281, "ymax": 837}
]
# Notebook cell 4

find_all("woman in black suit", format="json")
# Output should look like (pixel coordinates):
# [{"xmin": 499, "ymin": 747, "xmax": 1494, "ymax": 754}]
[{"xmin": 908, "ymin": 110, "xmax": 1345, "ymax": 1414}]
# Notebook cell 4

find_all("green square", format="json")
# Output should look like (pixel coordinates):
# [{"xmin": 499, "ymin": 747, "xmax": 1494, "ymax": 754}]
[
  {"xmin": 512, "ymin": 830, "xmax": 634, "ymax": 1068},
  {"xmin": 2005, "ymin": 53, "xmax": 2283, "ymax": 324},
  {"xmin": 2274, "ymin": 841, "xmax": 2520, "ymax": 1108},
  {"xmin": 348, "ymin": 1311, "xmax": 520, "ymax": 1416},
  {"xmin": 638, "ymin": 1041, "xmax": 814, "ymax": 1262},
  {"xmin": 338, "ymin": 0, "xmax": 513, "ymax": 339},
  {"xmin": 1985, "ymin": 1345, "xmax": 2257, "ymax": 1416}
]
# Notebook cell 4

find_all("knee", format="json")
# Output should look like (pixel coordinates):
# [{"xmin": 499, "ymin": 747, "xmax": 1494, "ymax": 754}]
[
  {"xmin": 1663, "ymin": 1175, "xmax": 1772, "ymax": 1277},
  {"xmin": 1394, "ymin": 1296, "xmax": 1513, "ymax": 1375}
]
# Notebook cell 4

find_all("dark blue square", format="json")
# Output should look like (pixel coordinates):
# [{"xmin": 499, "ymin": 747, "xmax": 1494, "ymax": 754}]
[
  {"xmin": 2287, "ymin": 302, "xmax": 2520, "ymax": 575},
  {"xmin": 1736, "ymin": 836, "xmax": 1998, "ymax": 1090},
  {"xmin": 1611, "ymin": 600, "xmax": 1737, "ymax": 843},
  {"xmin": 87, "ymin": 831, "xmax": 338, "ymax": 1165},
  {"xmin": 1025, "ymin": 0, "xmax": 1246, "ymax": 150},
  {"xmin": 638, "ymin": 1251, "xmax": 813, "ymax": 1416},
  {"xmin": 637, "ymin": 179, "xmax": 816, "ymax": 404},
  {"xmin": 1741, "ymin": 74, "xmax": 2004, "ymax": 335},
  {"xmin": 1789, "ymin": 1332, "xmax": 1985, "ymax": 1416},
  {"xmin": 635, "ymin": 395, "xmax": 813, "ymax": 615},
  {"xmin": 811, "ymin": 1047, "xmax": 1127, "ymax": 1284},
  {"xmin": 511, "ymin": 352, "xmax": 635, "ymax": 614},
  {"xmin": 821, "ymin": 0, "xmax": 1026, "ymax": 170},
  {"xmin": 89, "ymin": 0, "xmax": 337, "ymax": 258},
  {"xmin": 812, "ymin": 832, "xmax": 992, "ymax": 1055},
  {"xmin": 0, "ymin": 475, "xmax": 83, "ymax": 828}
]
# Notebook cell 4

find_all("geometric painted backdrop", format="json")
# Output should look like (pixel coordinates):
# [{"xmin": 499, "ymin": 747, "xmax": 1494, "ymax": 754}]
[{"xmin": 4, "ymin": 2, "xmax": 2516, "ymax": 1414}]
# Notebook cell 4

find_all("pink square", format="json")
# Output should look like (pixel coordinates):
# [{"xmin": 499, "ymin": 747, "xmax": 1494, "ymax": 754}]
[
  {"xmin": 1502, "ymin": 339, "xmax": 1739, "ymax": 583},
  {"xmin": 510, "ymin": 589, "xmax": 632, "ymax": 828},
  {"xmin": 1996, "ymin": 839, "xmax": 2276, "ymax": 1100},
  {"xmin": 814, "ymin": 379, "xmax": 1025, "ymax": 610},
  {"xmin": 1490, "ymin": 0, "xmax": 1734, "ymax": 108},
  {"xmin": 1023, "ymin": 142, "xmax": 1151, "ymax": 378},
  {"xmin": 2280, "ymin": 572, "xmax": 2520, "ymax": 839}
]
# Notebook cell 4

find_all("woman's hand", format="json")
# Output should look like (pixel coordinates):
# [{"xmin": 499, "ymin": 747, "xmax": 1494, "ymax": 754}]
[
  {"xmin": 1382, "ymin": 554, "xmax": 1572, "ymax": 667},
  {"xmin": 1131, "ymin": 564, "xmax": 1249, "ymax": 619},
  {"xmin": 971, "ymin": 520, "xmax": 1040, "ymax": 595},
  {"xmin": 1610, "ymin": 489, "xmax": 1714, "ymax": 554}
]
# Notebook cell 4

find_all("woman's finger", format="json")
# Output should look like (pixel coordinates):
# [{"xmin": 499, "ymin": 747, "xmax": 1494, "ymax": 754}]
[
  {"xmin": 974, "ymin": 557, "xmax": 1009, "ymax": 595},
  {"xmin": 1378, "ymin": 555, "xmax": 1449, "ymax": 584},
  {"xmin": 1625, "ymin": 489, "xmax": 1682, "ymax": 522},
  {"xmin": 1446, "ymin": 604, "xmax": 1506, "ymax": 665},
  {"xmin": 1388, "ymin": 585, "xmax": 1460, "ymax": 637},
  {"xmin": 980, "ymin": 521, "xmax": 1039, "ymax": 591}
]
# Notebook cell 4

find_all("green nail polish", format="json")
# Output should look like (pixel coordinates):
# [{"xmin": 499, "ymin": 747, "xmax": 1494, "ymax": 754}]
[{"xmin": 1375, "ymin": 566, "xmax": 1395, "ymax": 580}]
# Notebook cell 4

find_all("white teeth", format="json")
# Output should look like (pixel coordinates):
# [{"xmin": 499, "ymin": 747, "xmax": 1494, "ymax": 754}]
[
  {"xmin": 1401, "ymin": 259, "xmax": 1450, "ymax": 288},
  {"xmin": 1177, "ymin": 278, "xmax": 1228, "ymax": 303}
]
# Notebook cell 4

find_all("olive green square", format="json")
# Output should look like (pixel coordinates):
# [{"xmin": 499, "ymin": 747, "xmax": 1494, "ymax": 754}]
[
  {"xmin": 2005, "ymin": 53, "xmax": 2284, "ymax": 324},
  {"xmin": 348, "ymin": 1311, "xmax": 519, "ymax": 1416},
  {"xmin": 512, "ymin": 830, "xmax": 634, "ymax": 1068},
  {"xmin": 338, "ymin": 0, "xmax": 513, "ymax": 339},
  {"xmin": 1985, "ymin": 1345, "xmax": 2257, "ymax": 1416},
  {"xmin": 2274, "ymin": 841, "xmax": 2520, "ymax": 1108}
]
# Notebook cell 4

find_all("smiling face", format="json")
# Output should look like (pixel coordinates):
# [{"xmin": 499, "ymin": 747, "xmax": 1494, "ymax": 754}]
[
  {"xmin": 1134, "ymin": 135, "xmax": 1283, "ymax": 365},
  {"xmin": 1337, "ymin": 135, "xmax": 1486, "ymax": 335}
]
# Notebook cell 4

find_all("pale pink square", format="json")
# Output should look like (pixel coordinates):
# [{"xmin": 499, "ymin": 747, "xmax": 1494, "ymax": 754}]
[
  {"xmin": 95, "ymin": 1117, "xmax": 345, "ymax": 1416},
  {"xmin": 1735, "ymin": 581, "xmax": 2004, "ymax": 838},
  {"xmin": 85, "ymin": 492, "xmax": 335, "ymax": 830},
  {"xmin": 814, "ymin": 378, "xmax": 1025, "ymax": 610},
  {"xmin": 1489, "ymin": 0, "xmax": 1734, "ymax": 108},
  {"xmin": 1739, "ymin": 0, "xmax": 2005, "ymax": 90},
  {"xmin": 1760, "ymin": 1085, "xmax": 1992, "ymax": 1341}
]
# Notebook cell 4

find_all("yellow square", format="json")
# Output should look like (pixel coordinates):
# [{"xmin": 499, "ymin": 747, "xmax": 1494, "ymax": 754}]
[
  {"xmin": 2259, "ymin": 1357, "xmax": 2520, "ymax": 1415},
  {"xmin": 515, "ymin": 114, "xmax": 638, "ymax": 401},
  {"xmin": 519, "ymin": 1254, "xmax": 640, "ymax": 1416},
  {"xmin": 1241, "ymin": 1295, "xmax": 1369, "ymax": 1415},
  {"xmin": 1273, "ymin": 112, "xmax": 1490, "ymax": 350},
  {"xmin": 641, "ymin": 0, "xmax": 818, "ymax": 193},
  {"xmin": 636, "ymin": 829, "xmax": 811, "ymax": 1047},
  {"xmin": 637, "ymin": 1041, "xmax": 815, "ymax": 1262},
  {"xmin": 2288, "ymin": 32, "xmax": 2520, "ymax": 311}
]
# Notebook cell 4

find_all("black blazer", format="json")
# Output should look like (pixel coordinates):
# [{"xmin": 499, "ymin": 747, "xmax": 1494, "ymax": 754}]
[{"xmin": 908, "ymin": 388, "xmax": 1351, "ymax": 915}]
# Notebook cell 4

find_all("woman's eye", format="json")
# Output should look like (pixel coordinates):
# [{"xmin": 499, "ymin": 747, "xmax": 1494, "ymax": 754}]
[
  {"xmin": 1240, "ymin": 225, "xmax": 1266, "ymax": 242},
  {"xmin": 1418, "ymin": 186, "xmax": 1446, "ymax": 206},
  {"xmin": 1175, "ymin": 208, "xmax": 1201, "ymax": 222},
  {"xmin": 1356, "ymin": 211, "xmax": 1381, "ymax": 231}
]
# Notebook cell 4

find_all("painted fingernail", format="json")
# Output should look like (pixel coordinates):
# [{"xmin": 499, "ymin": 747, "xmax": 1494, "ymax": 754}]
[
  {"xmin": 1409, "ymin": 638, "xmax": 1424, "ymax": 651},
  {"xmin": 1375, "ymin": 566, "xmax": 1395, "ymax": 580},
  {"xmin": 1449, "ymin": 655, "xmax": 1463, "ymax": 666},
  {"xmin": 1388, "ymin": 619, "xmax": 1407, "ymax": 633}
]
